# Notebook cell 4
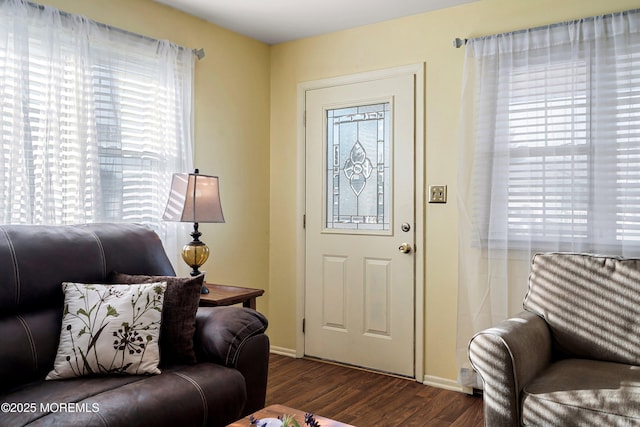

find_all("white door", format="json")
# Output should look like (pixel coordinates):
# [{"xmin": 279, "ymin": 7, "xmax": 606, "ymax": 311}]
[{"xmin": 304, "ymin": 73, "xmax": 416, "ymax": 377}]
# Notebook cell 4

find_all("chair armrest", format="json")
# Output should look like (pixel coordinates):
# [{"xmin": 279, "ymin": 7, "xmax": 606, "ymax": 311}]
[
  {"xmin": 194, "ymin": 306, "xmax": 270, "ymax": 415},
  {"xmin": 469, "ymin": 310, "xmax": 552, "ymax": 427}
]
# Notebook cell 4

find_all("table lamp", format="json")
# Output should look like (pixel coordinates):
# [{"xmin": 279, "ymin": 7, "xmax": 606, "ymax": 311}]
[{"xmin": 163, "ymin": 169, "xmax": 225, "ymax": 294}]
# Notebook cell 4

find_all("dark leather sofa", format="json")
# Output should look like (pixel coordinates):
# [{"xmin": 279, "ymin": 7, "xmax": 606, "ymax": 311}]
[{"xmin": 0, "ymin": 223, "xmax": 269, "ymax": 427}]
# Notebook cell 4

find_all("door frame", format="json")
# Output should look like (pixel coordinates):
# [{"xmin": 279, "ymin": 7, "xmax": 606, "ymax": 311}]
[{"xmin": 295, "ymin": 63, "xmax": 425, "ymax": 381}]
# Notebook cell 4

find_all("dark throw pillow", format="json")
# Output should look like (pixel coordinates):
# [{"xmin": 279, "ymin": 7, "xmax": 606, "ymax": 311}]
[{"xmin": 108, "ymin": 272, "xmax": 203, "ymax": 365}]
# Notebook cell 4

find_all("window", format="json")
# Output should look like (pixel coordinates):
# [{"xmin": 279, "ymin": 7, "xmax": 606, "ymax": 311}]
[
  {"xmin": 471, "ymin": 13, "xmax": 640, "ymax": 251},
  {"xmin": 0, "ymin": 1, "xmax": 194, "ymax": 233},
  {"xmin": 325, "ymin": 103, "xmax": 391, "ymax": 232}
]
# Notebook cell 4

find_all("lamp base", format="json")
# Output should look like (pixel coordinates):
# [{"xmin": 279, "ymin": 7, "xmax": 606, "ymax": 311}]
[
  {"xmin": 182, "ymin": 223, "xmax": 211, "ymax": 295},
  {"xmin": 189, "ymin": 268, "xmax": 209, "ymax": 294},
  {"xmin": 187, "ymin": 269, "xmax": 209, "ymax": 294}
]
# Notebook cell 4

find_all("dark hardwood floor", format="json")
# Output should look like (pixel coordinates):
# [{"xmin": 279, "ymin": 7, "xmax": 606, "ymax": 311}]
[{"xmin": 265, "ymin": 354, "xmax": 484, "ymax": 426}]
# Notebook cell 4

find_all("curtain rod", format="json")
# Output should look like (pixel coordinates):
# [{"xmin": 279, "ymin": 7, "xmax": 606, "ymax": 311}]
[
  {"xmin": 26, "ymin": 1, "xmax": 205, "ymax": 59},
  {"xmin": 452, "ymin": 7, "xmax": 640, "ymax": 48},
  {"xmin": 453, "ymin": 38, "xmax": 467, "ymax": 48}
]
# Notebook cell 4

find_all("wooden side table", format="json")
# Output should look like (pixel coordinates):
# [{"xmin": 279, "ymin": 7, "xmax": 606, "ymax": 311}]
[{"xmin": 199, "ymin": 283, "xmax": 264, "ymax": 309}]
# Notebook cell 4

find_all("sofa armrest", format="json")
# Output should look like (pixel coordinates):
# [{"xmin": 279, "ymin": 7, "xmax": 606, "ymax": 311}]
[
  {"xmin": 194, "ymin": 306, "xmax": 268, "ymax": 365},
  {"xmin": 468, "ymin": 310, "xmax": 552, "ymax": 427},
  {"xmin": 194, "ymin": 306, "xmax": 270, "ymax": 415}
]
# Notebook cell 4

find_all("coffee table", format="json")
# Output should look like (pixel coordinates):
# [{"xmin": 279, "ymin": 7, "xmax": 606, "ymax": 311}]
[{"xmin": 228, "ymin": 404, "xmax": 353, "ymax": 427}]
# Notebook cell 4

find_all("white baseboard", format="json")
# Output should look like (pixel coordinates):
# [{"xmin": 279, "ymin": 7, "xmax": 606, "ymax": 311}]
[
  {"xmin": 423, "ymin": 375, "xmax": 473, "ymax": 394},
  {"xmin": 269, "ymin": 348, "xmax": 474, "ymax": 395},
  {"xmin": 269, "ymin": 346, "xmax": 297, "ymax": 358}
]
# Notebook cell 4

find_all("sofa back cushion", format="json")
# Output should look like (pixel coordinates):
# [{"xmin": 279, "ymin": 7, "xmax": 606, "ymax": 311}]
[
  {"xmin": 0, "ymin": 223, "xmax": 175, "ymax": 392},
  {"xmin": 524, "ymin": 252, "xmax": 640, "ymax": 365}
]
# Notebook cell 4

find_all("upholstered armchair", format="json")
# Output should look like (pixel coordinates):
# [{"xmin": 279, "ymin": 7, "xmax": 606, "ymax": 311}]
[{"xmin": 469, "ymin": 253, "xmax": 640, "ymax": 426}]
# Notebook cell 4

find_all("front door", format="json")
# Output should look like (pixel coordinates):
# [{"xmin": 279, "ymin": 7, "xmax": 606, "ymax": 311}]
[{"xmin": 304, "ymin": 72, "xmax": 416, "ymax": 377}]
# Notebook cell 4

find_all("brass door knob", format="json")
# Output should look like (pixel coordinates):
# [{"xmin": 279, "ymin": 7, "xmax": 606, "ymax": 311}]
[{"xmin": 398, "ymin": 243, "xmax": 412, "ymax": 254}]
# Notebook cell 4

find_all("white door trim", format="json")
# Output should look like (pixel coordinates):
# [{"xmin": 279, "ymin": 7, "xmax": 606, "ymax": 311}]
[{"xmin": 295, "ymin": 63, "xmax": 425, "ymax": 381}]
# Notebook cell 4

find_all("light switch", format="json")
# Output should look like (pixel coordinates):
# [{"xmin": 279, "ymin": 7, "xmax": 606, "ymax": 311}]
[{"xmin": 428, "ymin": 185, "xmax": 447, "ymax": 203}]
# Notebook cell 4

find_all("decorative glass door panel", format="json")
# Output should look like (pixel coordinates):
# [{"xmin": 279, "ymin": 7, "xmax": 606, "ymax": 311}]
[{"xmin": 325, "ymin": 102, "xmax": 391, "ymax": 232}]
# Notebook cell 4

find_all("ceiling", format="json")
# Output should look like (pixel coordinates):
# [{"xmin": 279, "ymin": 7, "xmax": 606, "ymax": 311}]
[{"xmin": 154, "ymin": 0, "xmax": 477, "ymax": 45}]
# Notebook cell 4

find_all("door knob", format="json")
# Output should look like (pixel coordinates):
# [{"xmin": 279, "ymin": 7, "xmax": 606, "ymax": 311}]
[{"xmin": 398, "ymin": 243, "xmax": 412, "ymax": 254}]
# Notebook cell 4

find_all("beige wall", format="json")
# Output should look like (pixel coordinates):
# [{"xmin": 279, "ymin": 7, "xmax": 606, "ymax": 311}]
[
  {"xmin": 36, "ymin": 0, "xmax": 272, "ymax": 313},
  {"xmin": 33, "ymin": 0, "xmax": 640, "ymax": 385},
  {"xmin": 268, "ymin": 0, "xmax": 640, "ymax": 383}
]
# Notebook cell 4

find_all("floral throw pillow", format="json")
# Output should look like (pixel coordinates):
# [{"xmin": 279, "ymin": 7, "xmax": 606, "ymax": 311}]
[{"xmin": 46, "ymin": 282, "xmax": 166, "ymax": 380}]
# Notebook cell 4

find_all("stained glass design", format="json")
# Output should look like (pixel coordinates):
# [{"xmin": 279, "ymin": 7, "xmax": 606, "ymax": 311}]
[
  {"xmin": 326, "ymin": 103, "xmax": 391, "ymax": 231},
  {"xmin": 344, "ymin": 141, "xmax": 373, "ymax": 196}
]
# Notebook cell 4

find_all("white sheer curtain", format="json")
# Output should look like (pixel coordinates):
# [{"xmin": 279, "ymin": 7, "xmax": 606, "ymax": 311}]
[
  {"xmin": 457, "ymin": 9, "xmax": 640, "ymax": 387},
  {"xmin": 0, "ymin": 0, "xmax": 194, "ymax": 267}
]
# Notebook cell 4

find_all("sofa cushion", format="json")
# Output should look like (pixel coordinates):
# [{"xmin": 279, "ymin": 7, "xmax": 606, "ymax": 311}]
[
  {"xmin": 109, "ymin": 272, "xmax": 203, "ymax": 365},
  {"xmin": 0, "ymin": 363, "xmax": 246, "ymax": 427},
  {"xmin": 524, "ymin": 253, "xmax": 640, "ymax": 365},
  {"xmin": 0, "ymin": 224, "xmax": 176, "ymax": 393},
  {"xmin": 522, "ymin": 359, "xmax": 640, "ymax": 426},
  {"xmin": 0, "ymin": 308, "xmax": 62, "ymax": 393},
  {"xmin": 46, "ymin": 282, "xmax": 166, "ymax": 380}
]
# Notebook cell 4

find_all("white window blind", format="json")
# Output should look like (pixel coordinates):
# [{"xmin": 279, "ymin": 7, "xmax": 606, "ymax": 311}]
[
  {"xmin": 470, "ymin": 10, "xmax": 640, "ymax": 251},
  {"xmin": 0, "ymin": 0, "xmax": 194, "ymax": 235}
]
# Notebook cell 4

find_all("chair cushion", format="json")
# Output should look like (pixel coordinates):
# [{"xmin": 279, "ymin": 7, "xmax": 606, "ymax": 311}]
[
  {"xmin": 522, "ymin": 359, "xmax": 640, "ymax": 426},
  {"xmin": 524, "ymin": 253, "xmax": 640, "ymax": 365},
  {"xmin": 109, "ymin": 272, "xmax": 203, "ymax": 365}
]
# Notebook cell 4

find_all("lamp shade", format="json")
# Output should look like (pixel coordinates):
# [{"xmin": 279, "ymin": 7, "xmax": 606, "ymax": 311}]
[{"xmin": 163, "ymin": 170, "xmax": 225, "ymax": 223}]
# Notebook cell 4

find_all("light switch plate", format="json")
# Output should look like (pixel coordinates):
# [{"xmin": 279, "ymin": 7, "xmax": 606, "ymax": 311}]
[{"xmin": 429, "ymin": 185, "xmax": 447, "ymax": 203}]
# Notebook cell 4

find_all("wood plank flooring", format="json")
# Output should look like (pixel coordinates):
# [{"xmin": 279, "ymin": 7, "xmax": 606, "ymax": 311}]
[{"xmin": 265, "ymin": 354, "xmax": 484, "ymax": 426}]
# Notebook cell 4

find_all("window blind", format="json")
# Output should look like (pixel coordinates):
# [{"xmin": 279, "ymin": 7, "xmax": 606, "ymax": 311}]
[
  {"xmin": 0, "ymin": 0, "xmax": 194, "ymax": 234},
  {"xmin": 471, "ymin": 11, "xmax": 640, "ymax": 250}
]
